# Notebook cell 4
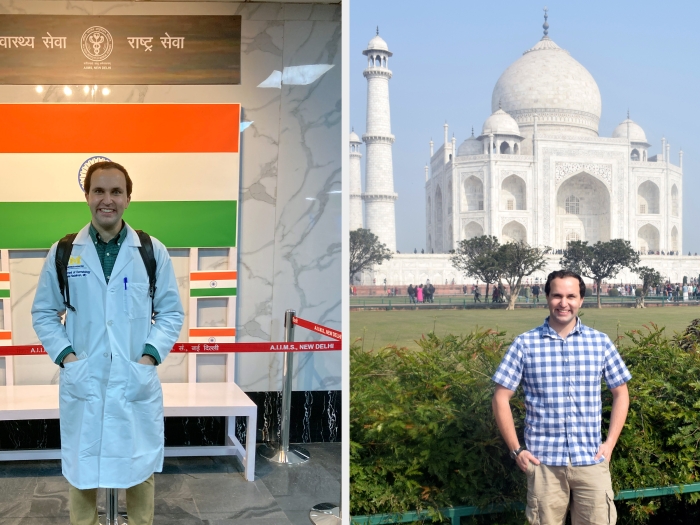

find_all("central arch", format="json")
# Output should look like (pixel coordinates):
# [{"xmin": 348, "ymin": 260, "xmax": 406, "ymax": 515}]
[{"xmin": 556, "ymin": 173, "xmax": 610, "ymax": 248}]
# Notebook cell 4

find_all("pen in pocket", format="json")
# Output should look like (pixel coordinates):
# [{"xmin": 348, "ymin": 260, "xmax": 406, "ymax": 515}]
[{"xmin": 124, "ymin": 277, "xmax": 128, "ymax": 290}]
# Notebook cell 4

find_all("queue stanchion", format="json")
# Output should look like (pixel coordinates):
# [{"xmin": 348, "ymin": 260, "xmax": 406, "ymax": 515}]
[
  {"xmin": 99, "ymin": 487, "xmax": 126, "ymax": 524},
  {"xmin": 259, "ymin": 309, "xmax": 310, "ymax": 465}
]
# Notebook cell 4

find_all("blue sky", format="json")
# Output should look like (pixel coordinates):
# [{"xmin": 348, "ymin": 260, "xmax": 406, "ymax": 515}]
[{"xmin": 350, "ymin": 0, "xmax": 700, "ymax": 254}]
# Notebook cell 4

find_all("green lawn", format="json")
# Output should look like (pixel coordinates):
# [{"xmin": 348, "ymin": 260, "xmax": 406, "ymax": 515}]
[{"xmin": 350, "ymin": 306, "xmax": 700, "ymax": 350}]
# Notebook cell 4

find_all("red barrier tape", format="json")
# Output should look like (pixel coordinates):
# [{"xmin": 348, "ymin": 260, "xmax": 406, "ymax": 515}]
[
  {"xmin": 0, "ymin": 340, "xmax": 341, "ymax": 356},
  {"xmin": 292, "ymin": 316, "xmax": 341, "ymax": 341}
]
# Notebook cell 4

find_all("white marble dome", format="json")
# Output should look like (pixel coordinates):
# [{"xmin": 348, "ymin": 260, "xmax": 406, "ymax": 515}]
[
  {"xmin": 458, "ymin": 136, "xmax": 482, "ymax": 156},
  {"xmin": 349, "ymin": 130, "xmax": 361, "ymax": 143},
  {"xmin": 492, "ymin": 37, "xmax": 602, "ymax": 136},
  {"xmin": 366, "ymin": 35, "xmax": 389, "ymax": 52},
  {"xmin": 612, "ymin": 118, "xmax": 649, "ymax": 144},
  {"xmin": 481, "ymin": 108, "xmax": 520, "ymax": 136}
]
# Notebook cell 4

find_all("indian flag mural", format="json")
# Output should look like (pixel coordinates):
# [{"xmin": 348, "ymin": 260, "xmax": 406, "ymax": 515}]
[
  {"xmin": 0, "ymin": 104, "xmax": 239, "ymax": 249},
  {"xmin": 0, "ymin": 104, "xmax": 240, "ymax": 345}
]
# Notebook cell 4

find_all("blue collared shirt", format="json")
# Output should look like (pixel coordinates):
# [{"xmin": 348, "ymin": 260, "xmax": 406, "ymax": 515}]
[{"xmin": 492, "ymin": 317, "xmax": 632, "ymax": 466}]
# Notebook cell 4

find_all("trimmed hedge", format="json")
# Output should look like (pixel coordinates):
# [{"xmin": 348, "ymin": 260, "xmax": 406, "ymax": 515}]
[{"xmin": 350, "ymin": 324, "xmax": 700, "ymax": 524}]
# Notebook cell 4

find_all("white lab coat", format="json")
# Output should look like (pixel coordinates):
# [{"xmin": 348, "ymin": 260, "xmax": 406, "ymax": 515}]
[{"xmin": 31, "ymin": 223, "xmax": 184, "ymax": 489}]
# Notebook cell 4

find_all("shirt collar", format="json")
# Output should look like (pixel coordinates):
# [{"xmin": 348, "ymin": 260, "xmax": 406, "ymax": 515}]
[
  {"xmin": 89, "ymin": 221, "xmax": 127, "ymax": 245},
  {"xmin": 542, "ymin": 316, "xmax": 583, "ymax": 339}
]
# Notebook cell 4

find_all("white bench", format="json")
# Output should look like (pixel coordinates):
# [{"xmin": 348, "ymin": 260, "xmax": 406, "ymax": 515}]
[{"xmin": 0, "ymin": 381, "xmax": 257, "ymax": 481}]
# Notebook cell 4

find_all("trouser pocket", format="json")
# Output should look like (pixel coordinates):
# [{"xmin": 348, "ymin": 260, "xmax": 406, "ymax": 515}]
[
  {"xmin": 606, "ymin": 489, "xmax": 617, "ymax": 524},
  {"xmin": 526, "ymin": 495, "xmax": 539, "ymax": 525}
]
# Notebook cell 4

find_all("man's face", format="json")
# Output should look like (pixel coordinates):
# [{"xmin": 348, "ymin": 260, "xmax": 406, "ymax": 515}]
[
  {"xmin": 85, "ymin": 168, "xmax": 130, "ymax": 232},
  {"xmin": 546, "ymin": 277, "xmax": 584, "ymax": 327}
]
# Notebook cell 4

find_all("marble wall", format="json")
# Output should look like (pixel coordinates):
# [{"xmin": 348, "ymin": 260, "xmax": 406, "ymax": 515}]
[{"xmin": 0, "ymin": 1, "xmax": 341, "ymax": 393}]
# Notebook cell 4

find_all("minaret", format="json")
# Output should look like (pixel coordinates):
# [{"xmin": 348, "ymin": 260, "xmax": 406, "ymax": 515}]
[
  {"xmin": 349, "ymin": 129, "xmax": 364, "ymax": 231},
  {"xmin": 362, "ymin": 29, "xmax": 397, "ymax": 252}
]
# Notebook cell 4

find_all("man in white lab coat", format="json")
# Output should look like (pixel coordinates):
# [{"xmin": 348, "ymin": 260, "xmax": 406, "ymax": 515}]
[{"xmin": 32, "ymin": 161, "xmax": 184, "ymax": 525}]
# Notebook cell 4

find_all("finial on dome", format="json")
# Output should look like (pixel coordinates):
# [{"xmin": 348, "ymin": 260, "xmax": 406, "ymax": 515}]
[
  {"xmin": 376, "ymin": 26, "xmax": 379, "ymax": 36},
  {"xmin": 471, "ymin": 126, "xmax": 474, "ymax": 137},
  {"xmin": 499, "ymin": 99, "xmax": 502, "ymax": 110},
  {"xmin": 543, "ymin": 7, "xmax": 549, "ymax": 38},
  {"xmin": 627, "ymin": 109, "xmax": 630, "ymax": 119}
]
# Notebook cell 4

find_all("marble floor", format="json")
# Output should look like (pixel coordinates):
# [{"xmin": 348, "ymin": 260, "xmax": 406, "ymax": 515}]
[{"xmin": 0, "ymin": 443, "xmax": 341, "ymax": 525}]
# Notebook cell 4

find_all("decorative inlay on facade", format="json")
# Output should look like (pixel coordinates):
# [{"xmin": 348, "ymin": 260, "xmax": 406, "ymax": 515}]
[
  {"xmin": 462, "ymin": 217, "xmax": 484, "ymax": 229},
  {"xmin": 555, "ymin": 162, "xmax": 612, "ymax": 187},
  {"xmin": 636, "ymin": 175, "xmax": 661, "ymax": 187},
  {"xmin": 363, "ymin": 193, "xmax": 398, "ymax": 202},
  {"xmin": 637, "ymin": 219, "xmax": 661, "ymax": 229},
  {"xmin": 363, "ymin": 68, "xmax": 392, "ymax": 79},
  {"xmin": 501, "ymin": 216, "xmax": 528, "ymax": 228},
  {"xmin": 500, "ymin": 169, "xmax": 528, "ymax": 183},
  {"xmin": 461, "ymin": 170, "xmax": 484, "ymax": 182}
]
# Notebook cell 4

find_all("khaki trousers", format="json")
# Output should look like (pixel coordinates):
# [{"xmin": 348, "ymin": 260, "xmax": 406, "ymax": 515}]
[
  {"xmin": 525, "ymin": 461, "xmax": 617, "ymax": 525},
  {"xmin": 69, "ymin": 474, "xmax": 155, "ymax": 525}
]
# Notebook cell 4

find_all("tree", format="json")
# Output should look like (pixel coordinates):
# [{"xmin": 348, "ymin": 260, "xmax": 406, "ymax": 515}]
[
  {"xmin": 450, "ymin": 236, "xmax": 501, "ymax": 302},
  {"xmin": 497, "ymin": 241, "xmax": 548, "ymax": 310},
  {"xmin": 560, "ymin": 239, "xmax": 640, "ymax": 308},
  {"xmin": 634, "ymin": 266, "xmax": 662, "ymax": 308},
  {"xmin": 349, "ymin": 228, "xmax": 392, "ymax": 284}
]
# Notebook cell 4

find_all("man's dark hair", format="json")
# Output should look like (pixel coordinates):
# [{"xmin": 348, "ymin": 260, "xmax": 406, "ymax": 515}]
[
  {"xmin": 544, "ymin": 270, "xmax": 586, "ymax": 298},
  {"xmin": 84, "ymin": 161, "xmax": 132, "ymax": 197}
]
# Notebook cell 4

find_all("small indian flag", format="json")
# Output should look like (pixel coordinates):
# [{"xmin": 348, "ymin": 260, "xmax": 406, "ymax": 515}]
[
  {"xmin": 189, "ymin": 271, "xmax": 237, "ymax": 297},
  {"xmin": 0, "ymin": 331, "xmax": 11, "ymax": 346},
  {"xmin": 189, "ymin": 327, "xmax": 236, "ymax": 344},
  {"xmin": 0, "ymin": 273, "xmax": 9, "ymax": 298}
]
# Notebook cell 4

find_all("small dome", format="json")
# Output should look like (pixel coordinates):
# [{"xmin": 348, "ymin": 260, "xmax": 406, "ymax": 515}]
[
  {"xmin": 481, "ymin": 109, "xmax": 521, "ymax": 136},
  {"xmin": 367, "ymin": 34, "xmax": 388, "ymax": 51},
  {"xmin": 458, "ymin": 136, "xmax": 482, "ymax": 156},
  {"xmin": 612, "ymin": 119, "xmax": 649, "ymax": 144},
  {"xmin": 349, "ymin": 130, "xmax": 361, "ymax": 143}
]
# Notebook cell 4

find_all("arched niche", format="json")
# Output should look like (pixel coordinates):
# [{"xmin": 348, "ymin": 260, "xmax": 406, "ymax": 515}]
[
  {"xmin": 463, "ymin": 221, "xmax": 483, "ymax": 240},
  {"xmin": 502, "ymin": 221, "xmax": 526, "ymax": 243},
  {"xmin": 638, "ymin": 181, "xmax": 660, "ymax": 214},
  {"xmin": 638, "ymin": 224, "xmax": 660, "ymax": 253},
  {"xmin": 435, "ymin": 185, "xmax": 443, "ymax": 253},
  {"xmin": 671, "ymin": 226, "xmax": 679, "ymax": 252},
  {"xmin": 671, "ymin": 185, "xmax": 679, "ymax": 217},
  {"xmin": 501, "ymin": 174, "xmax": 526, "ymax": 211},
  {"xmin": 463, "ymin": 176, "xmax": 484, "ymax": 211},
  {"xmin": 556, "ymin": 172, "xmax": 610, "ymax": 248},
  {"xmin": 631, "ymin": 149, "xmax": 640, "ymax": 161},
  {"xmin": 427, "ymin": 196, "xmax": 432, "ymax": 225},
  {"xmin": 500, "ymin": 141, "xmax": 510, "ymax": 154}
]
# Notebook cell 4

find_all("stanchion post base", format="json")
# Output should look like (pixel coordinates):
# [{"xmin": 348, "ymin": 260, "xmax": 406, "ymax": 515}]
[
  {"xmin": 98, "ymin": 513, "xmax": 128, "ymax": 525},
  {"xmin": 309, "ymin": 502, "xmax": 341, "ymax": 525},
  {"xmin": 258, "ymin": 443, "xmax": 310, "ymax": 465}
]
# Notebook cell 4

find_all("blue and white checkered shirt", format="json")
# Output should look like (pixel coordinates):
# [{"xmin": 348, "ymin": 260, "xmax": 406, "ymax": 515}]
[{"xmin": 492, "ymin": 317, "xmax": 631, "ymax": 466}]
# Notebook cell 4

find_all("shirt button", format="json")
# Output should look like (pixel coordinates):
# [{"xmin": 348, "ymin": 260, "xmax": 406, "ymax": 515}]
[
  {"xmin": 107, "ymin": 320, "xmax": 113, "ymax": 326},
  {"xmin": 103, "ymin": 352, "xmax": 108, "ymax": 357}
]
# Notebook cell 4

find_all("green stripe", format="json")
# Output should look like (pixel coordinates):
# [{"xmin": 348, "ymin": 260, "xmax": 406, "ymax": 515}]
[
  {"xmin": 190, "ymin": 287, "xmax": 237, "ymax": 297},
  {"xmin": 0, "ymin": 201, "xmax": 237, "ymax": 249},
  {"xmin": 0, "ymin": 290, "xmax": 9, "ymax": 298}
]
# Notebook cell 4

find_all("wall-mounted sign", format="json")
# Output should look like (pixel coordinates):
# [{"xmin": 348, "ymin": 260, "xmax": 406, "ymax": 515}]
[{"xmin": 0, "ymin": 15, "xmax": 241, "ymax": 84}]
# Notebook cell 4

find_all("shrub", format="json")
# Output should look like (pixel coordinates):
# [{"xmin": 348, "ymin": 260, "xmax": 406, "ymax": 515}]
[
  {"xmin": 609, "ymin": 288, "xmax": 620, "ymax": 296},
  {"xmin": 350, "ymin": 325, "xmax": 700, "ymax": 524}
]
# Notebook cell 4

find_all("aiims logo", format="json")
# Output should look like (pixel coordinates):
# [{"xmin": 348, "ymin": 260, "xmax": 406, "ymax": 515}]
[
  {"xmin": 78, "ymin": 156, "xmax": 111, "ymax": 192},
  {"xmin": 81, "ymin": 26, "xmax": 114, "ymax": 62}
]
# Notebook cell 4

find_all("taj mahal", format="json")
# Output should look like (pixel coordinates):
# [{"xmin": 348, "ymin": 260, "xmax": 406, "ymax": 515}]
[{"xmin": 351, "ymin": 15, "xmax": 696, "ymax": 286}]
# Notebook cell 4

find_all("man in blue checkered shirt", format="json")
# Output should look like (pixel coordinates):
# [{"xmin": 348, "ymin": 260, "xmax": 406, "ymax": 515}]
[{"xmin": 492, "ymin": 270, "xmax": 631, "ymax": 524}]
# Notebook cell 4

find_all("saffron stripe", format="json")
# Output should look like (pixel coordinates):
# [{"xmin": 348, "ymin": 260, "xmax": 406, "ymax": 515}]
[
  {"xmin": 189, "ymin": 328, "xmax": 236, "ymax": 337},
  {"xmin": 0, "ymin": 201, "xmax": 237, "ymax": 249},
  {"xmin": 190, "ymin": 271, "xmax": 237, "ymax": 281},
  {"xmin": 0, "ymin": 273, "xmax": 8, "ymax": 281},
  {"xmin": 190, "ymin": 288, "xmax": 237, "ymax": 297},
  {"xmin": 0, "ymin": 332, "xmax": 11, "ymax": 340},
  {"xmin": 0, "ymin": 104, "xmax": 240, "ymax": 153}
]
